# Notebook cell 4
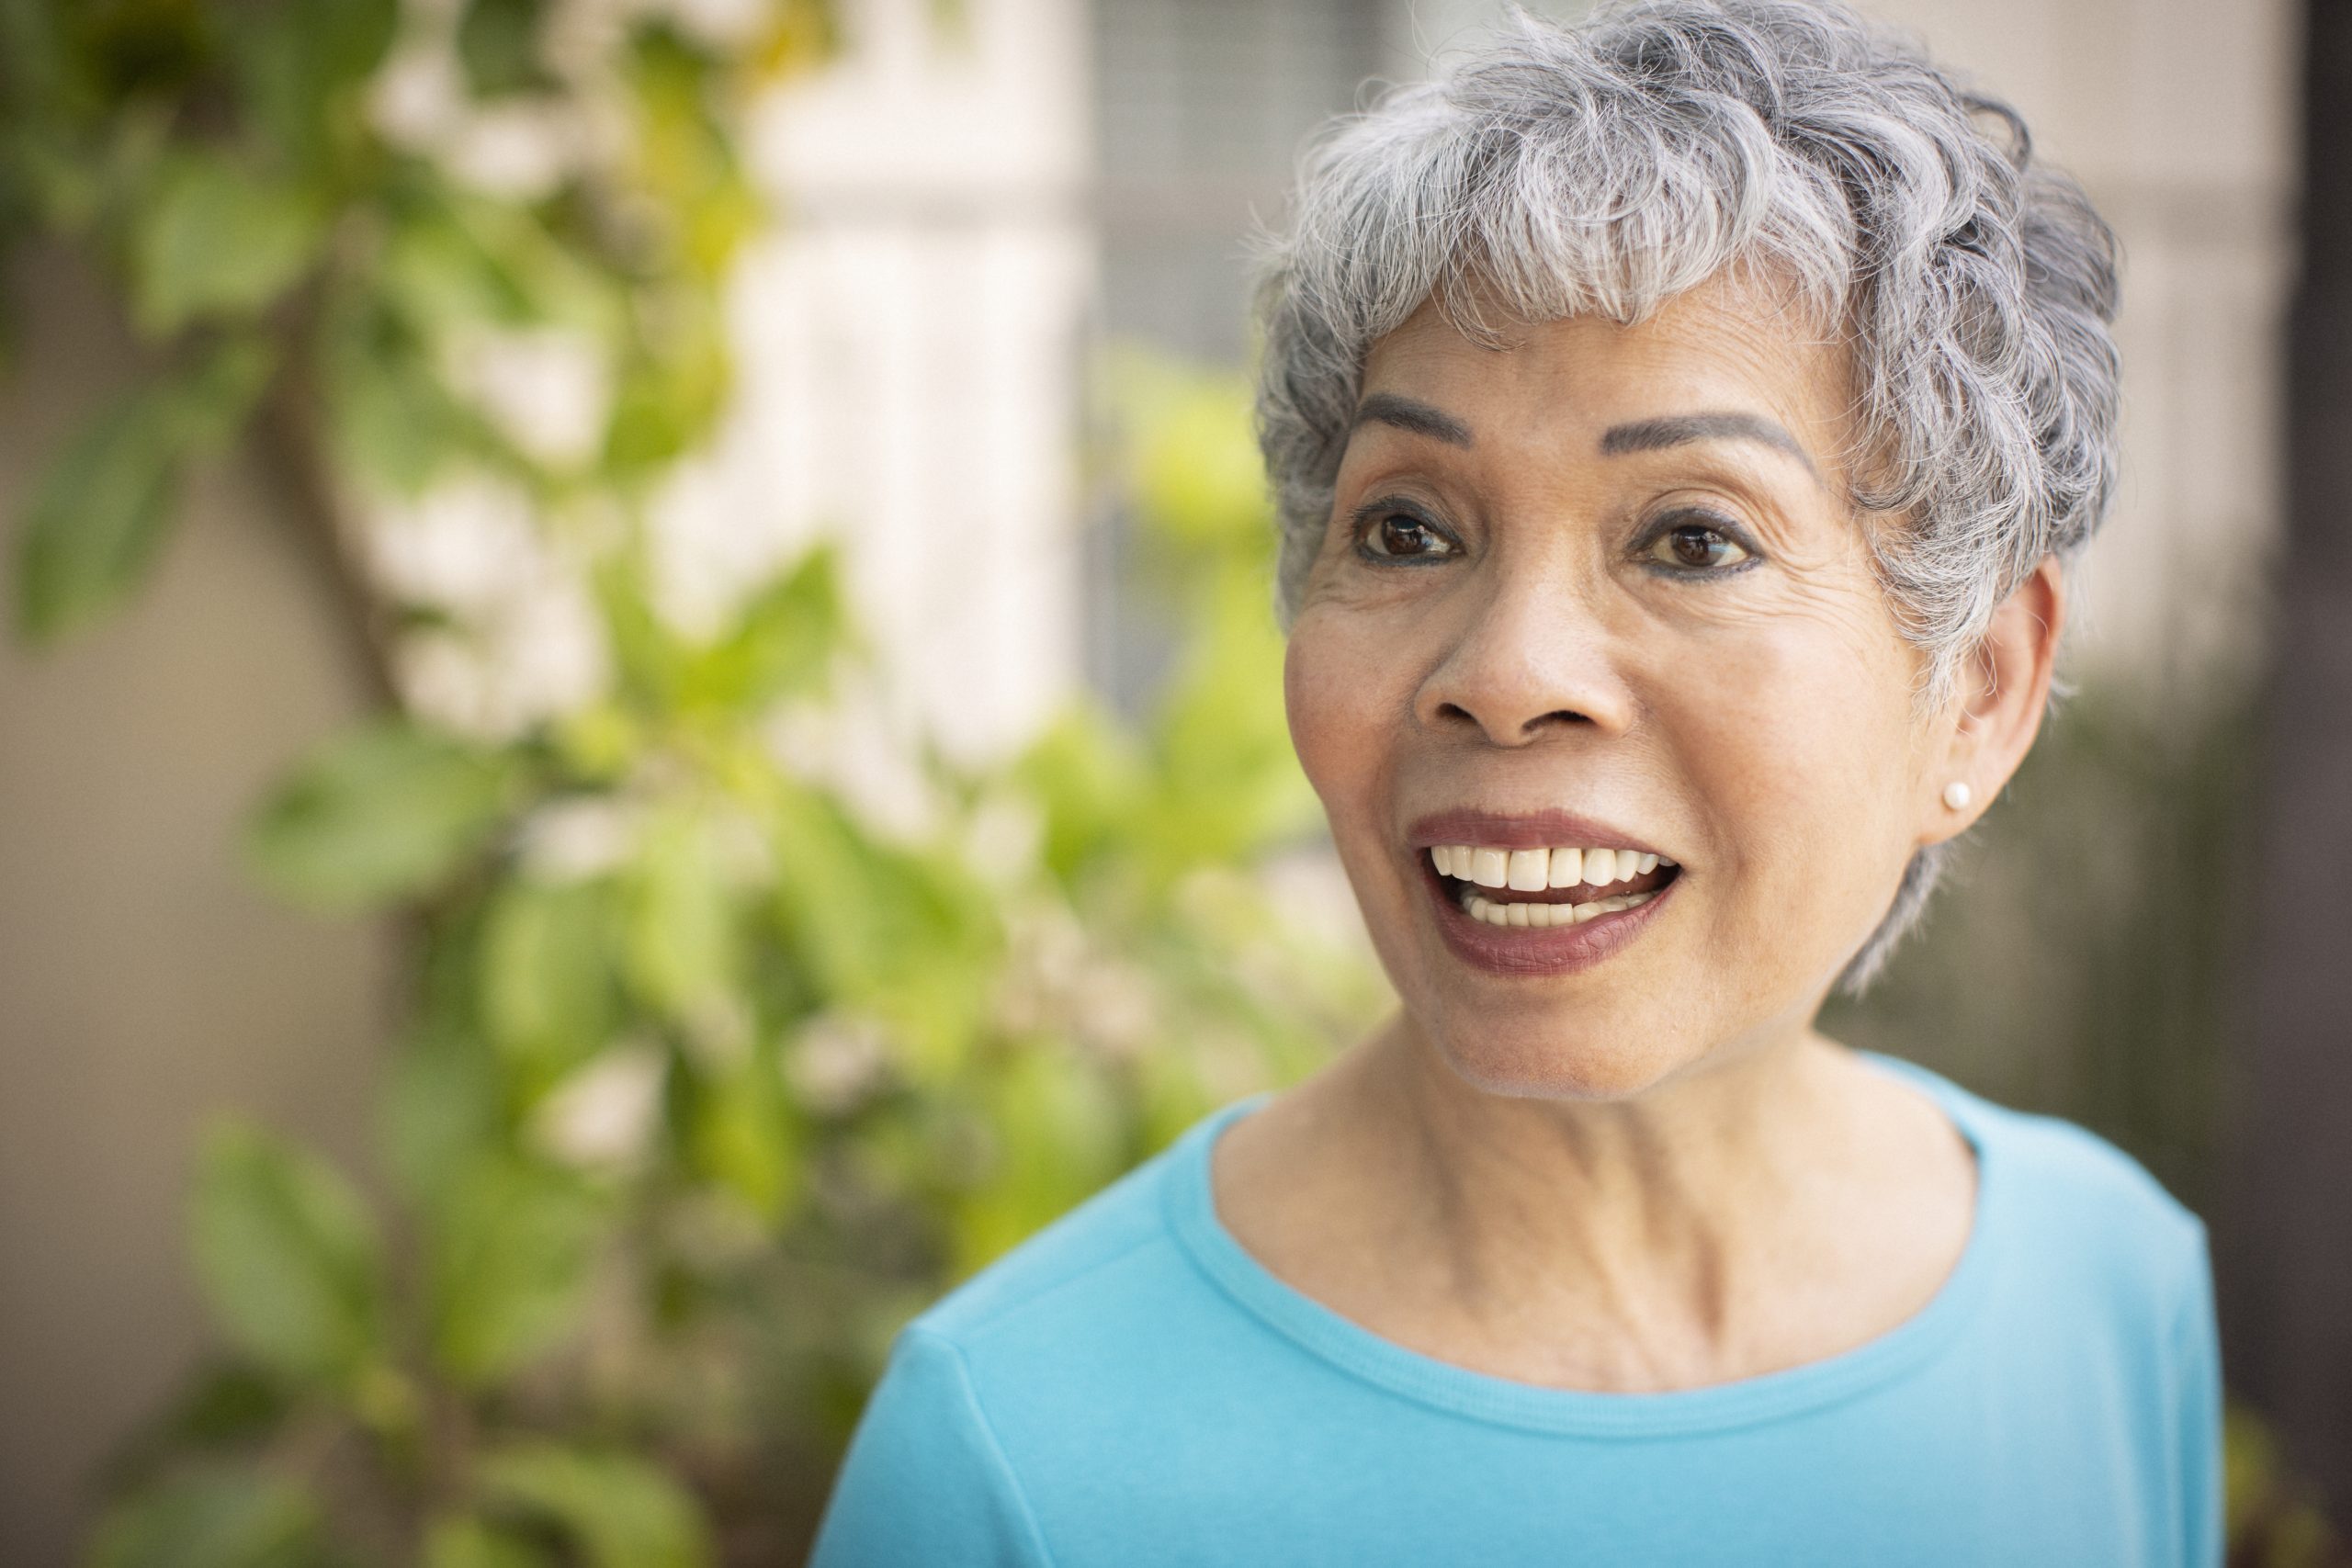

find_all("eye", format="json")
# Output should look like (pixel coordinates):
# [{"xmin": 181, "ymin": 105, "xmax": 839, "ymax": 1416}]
[
  {"xmin": 1640, "ymin": 513, "xmax": 1757, "ymax": 574},
  {"xmin": 1355, "ymin": 507, "xmax": 1459, "ymax": 562}
]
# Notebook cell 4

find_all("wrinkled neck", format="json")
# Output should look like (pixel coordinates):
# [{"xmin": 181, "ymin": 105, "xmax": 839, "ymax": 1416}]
[{"xmin": 1352, "ymin": 1012, "xmax": 1861, "ymax": 1356}]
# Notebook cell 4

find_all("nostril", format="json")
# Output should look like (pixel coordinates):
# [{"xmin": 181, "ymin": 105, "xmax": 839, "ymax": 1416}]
[
  {"xmin": 1524, "ymin": 709, "xmax": 1594, "ymax": 734},
  {"xmin": 1427, "ymin": 701, "xmax": 1595, "ymax": 743}
]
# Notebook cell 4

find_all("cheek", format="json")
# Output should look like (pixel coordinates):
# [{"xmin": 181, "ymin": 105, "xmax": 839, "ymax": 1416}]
[
  {"xmin": 1654, "ymin": 610, "xmax": 1921, "ymax": 908},
  {"xmin": 1283, "ymin": 610, "xmax": 1439, "ymax": 999},
  {"xmin": 1283, "ymin": 611, "xmax": 1389, "ymax": 816}
]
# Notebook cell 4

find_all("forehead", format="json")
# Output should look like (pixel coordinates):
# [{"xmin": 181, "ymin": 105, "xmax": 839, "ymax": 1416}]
[{"xmin": 1357, "ymin": 273, "xmax": 1852, "ymax": 449}]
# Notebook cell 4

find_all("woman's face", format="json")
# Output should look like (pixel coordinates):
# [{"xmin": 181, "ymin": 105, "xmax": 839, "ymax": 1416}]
[{"xmin": 1286, "ymin": 274, "xmax": 1970, "ymax": 1100}]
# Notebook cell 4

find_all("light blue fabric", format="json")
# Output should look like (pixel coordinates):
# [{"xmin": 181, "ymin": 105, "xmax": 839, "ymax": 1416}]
[{"xmin": 809, "ymin": 1052, "xmax": 2222, "ymax": 1567}]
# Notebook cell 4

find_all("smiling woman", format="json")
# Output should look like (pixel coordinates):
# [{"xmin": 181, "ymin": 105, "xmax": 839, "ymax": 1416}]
[
  {"xmin": 809, "ymin": 4, "xmax": 2222, "ymax": 1565},
  {"xmin": 1285, "ymin": 275, "xmax": 1988, "ymax": 1100}
]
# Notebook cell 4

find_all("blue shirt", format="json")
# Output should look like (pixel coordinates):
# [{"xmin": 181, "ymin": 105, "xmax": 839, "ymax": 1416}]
[{"xmin": 810, "ymin": 1053, "xmax": 2222, "ymax": 1566}]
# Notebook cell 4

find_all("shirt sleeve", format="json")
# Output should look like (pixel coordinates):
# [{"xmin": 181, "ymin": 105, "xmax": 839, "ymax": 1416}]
[
  {"xmin": 808, "ymin": 1324, "xmax": 1052, "ymax": 1568},
  {"xmin": 2171, "ymin": 1218, "xmax": 2225, "ymax": 1568}
]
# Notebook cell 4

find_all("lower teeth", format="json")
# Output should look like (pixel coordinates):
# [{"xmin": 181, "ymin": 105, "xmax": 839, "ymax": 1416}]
[{"xmin": 1459, "ymin": 887, "xmax": 1658, "ymax": 929}]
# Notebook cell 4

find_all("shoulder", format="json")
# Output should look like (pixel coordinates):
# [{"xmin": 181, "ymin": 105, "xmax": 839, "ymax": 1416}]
[
  {"xmin": 1902, "ymin": 1066, "xmax": 2226, "ymax": 1564},
  {"xmin": 893, "ymin": 1100, "xmax": 1264, "ymax": 1417},
  {"xmin": 911, "ymin": 1114, "xmax": 1210, "ymax": 1348},
  {"xmin": 1883, "ymin": 1055, "xmax": 2211, "ymax": 1328},
  {"xmin": 808, "ymin": 1324, "xmax": 1050, "ymax": 1566},
  {"xmin": 812, "ymin": 1110, "xmax": 1244, "ymax": 1566},
  {"xmin": 1974, "ymin": 1088, "xmax": 2204, "ymax": 1256}
]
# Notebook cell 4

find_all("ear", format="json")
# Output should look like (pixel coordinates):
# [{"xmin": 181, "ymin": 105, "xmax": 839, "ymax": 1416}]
[{"xmin": 1921, "ymin": 554, "xmax": 2065, "ymax": 843}]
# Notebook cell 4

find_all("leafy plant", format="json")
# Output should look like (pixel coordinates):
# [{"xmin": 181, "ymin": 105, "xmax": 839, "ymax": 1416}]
[{"xmin": 2, "ymin": 3, "xmax": 1380, "ymax": 1560}]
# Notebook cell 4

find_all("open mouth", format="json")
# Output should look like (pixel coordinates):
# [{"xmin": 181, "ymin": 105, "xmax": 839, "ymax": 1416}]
[{"xmin": 1424, "ymin": 842, "xmax": 1682, "ymax": 929}]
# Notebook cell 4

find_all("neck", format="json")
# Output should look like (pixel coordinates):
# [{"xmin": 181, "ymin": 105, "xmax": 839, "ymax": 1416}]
[{"xmin": 1325, "ymin": 1012, "xmax": 1891, "ymax": 1386}]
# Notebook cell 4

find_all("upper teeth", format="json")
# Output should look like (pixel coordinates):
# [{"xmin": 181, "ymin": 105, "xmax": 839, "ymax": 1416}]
[{"xmin": 1431, "ymin": 845, "xmax": 1669, "ymax": 890}]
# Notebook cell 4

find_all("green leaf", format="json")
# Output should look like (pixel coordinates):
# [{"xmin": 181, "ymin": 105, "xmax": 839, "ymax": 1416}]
[
  {"xmin": 425, "ymin": 1156, "xmax": 603, "ymax": 1388},
  {"xmin": 683, "ymin": 546, "xmax": 846, "ymax": 713},
  {"xmin": 765, "ymin": 790, "xmax": 883, "ymax": 995},
  {"xmin": 604, "ymin": 293, "xmax": 729, "ymax": 475},
  {"xmin": 1141, "ymin": 567, "xmax": 1314, "ymax": 874},
  {"xmin": 60, "ymin": 0, "xmax": 214, "ymax": 103},
  {"xmin": 189, "ymin": 1122, "xmax": 381, "ymax": 1390},
  {"xmin": 380, "ymin": 209, "xmax": 535, "ymax": 329},
  {"xmin": 97, "ymin": 1362, "xmax": 293, "ymax": 1500},
  {"xmin": 481, "ymin": 880, "xmax": 617, "ymax": 1080},
  {"xmin": 1126, "ymin": 365, "xmax": 1269, "ymax": 548},
  {"xmin": 379, "ymin": 193, "xmax": 619, "ymax": 339},
  {"xmin": 4, "ymin": 127, "xmax": 105, "ymax": 235},
  {"xmin": 424, "ymin": 1513, "xmax": 554, "ymax": 1568},
  {"xmin": 686, "ymin": 1054, "xmax": 799, "ymax": 1221},
  {"xmin": 767, "ymin": 789, "xmax": 997, "ymax": 1084},
  {"xmin": 956, "ymin": 1046, "xmax": 1125, "ymax": 1274},
  {"xmin": 90, "ymin": 1467, "xmax": 323, "ymax": 1568},
  {"xmin": 145, "ymin": 1360, "xmax": 291, "ymax": 1449},
  {"xmin": 245, "ymin": 721, "xmax": 515, "ymax": 909},
  {"xmin": 130, "ymin": 152, "xmax": 326, "ymax": 336},
  {"xmin": 594, "ymin": 558, "xmax": 692, "ymax": 709},
  {"xmin": 170, "ymin": 337, "xmax": 275, "ymax": 448},
  {"xmin": 475, "ymin": 1443, "xmax": 712, "ymax": 1568},
  {"xmin": 379, "ymin": 1026, "xmax": 503, "ymax": 1208},
  {"xmin": 750, "ymin": 0, "xmax": 840, "ymax": 79},
  {"xmin": 315, "ymin": 291, "xmax": 485, "ymax": 496},
  {"xmin": 1014, "ymin": 705, "xmax": 1148, "ymax": 887},
  {"xmin": 14, "ymin": 397, "xmax": 174, "ymax": 642},
  {"xmin": 13, "ymin": 338, "xmax": 273, "ymax": 644},
  {"xmin": 229, "ymin": 0, "xmax": 401, "ymax": 175},
  {"xmin": 624, "ymin": 28, "xmax": 758, "ymax": 279},
  {"xmin": 458, "ymin": 0, "xmax": 558, "ymax": 98},
  {"xmin": 624, "ymin": 810, "xmax": 737, "ymax": 1018}
]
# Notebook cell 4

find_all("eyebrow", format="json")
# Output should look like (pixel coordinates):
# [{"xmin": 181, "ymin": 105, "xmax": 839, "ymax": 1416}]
[
  {"xmin": 1351, "ymin": 392, "xmax": 1474, "ymax": 447},
  {"xmin": 1600, "ymin": 412, "xmax": 1822, "ymax": 481},
  {"xmin": 1350, "ymin": 396, "xmax": 1827, "ymax": 487}
]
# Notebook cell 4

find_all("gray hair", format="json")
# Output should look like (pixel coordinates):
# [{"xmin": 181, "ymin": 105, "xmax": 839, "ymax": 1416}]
[{"xmin": 1251, "ymin": 0, "xmax": 2121, "ymax": 995}]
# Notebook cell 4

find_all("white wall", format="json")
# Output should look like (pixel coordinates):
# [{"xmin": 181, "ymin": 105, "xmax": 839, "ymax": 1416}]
[{"xmin": 660, "ymin": 0, "xmax": 1096, "ymax": 776}]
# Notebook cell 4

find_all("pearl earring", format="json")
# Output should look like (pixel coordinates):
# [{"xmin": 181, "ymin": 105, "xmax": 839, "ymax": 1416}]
[{"xmin": 1942, "ymin": 781, "xmax": 1973, "ymax": 811}]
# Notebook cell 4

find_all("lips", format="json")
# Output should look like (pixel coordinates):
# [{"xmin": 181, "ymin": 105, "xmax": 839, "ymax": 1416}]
[
  {"xmin": 1406, "ymin": 807, "xmax": 1667, "ymax": 856},
  {"xmin": 1406, "ymin": 809, "xmax": 1681, "ymax": 976}
]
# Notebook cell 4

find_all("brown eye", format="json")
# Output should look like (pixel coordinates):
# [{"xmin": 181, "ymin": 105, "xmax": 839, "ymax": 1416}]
[
  {"xmin": 1362, "ymin": 513, "xmax": 1456, "ymax": 559},
  {"xmin": 1646, "ymin": 520, "xmax": 1751, "ymax": 571}
]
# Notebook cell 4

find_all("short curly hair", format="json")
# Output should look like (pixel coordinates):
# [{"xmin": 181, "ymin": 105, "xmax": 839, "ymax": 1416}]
[{"xmin": 1250, "ymin": 0, "xmax": 2122, "ymax": 995}]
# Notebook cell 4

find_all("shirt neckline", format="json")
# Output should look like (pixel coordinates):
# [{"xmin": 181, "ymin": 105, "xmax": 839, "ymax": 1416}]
[{"xmin": 1161, "ymin": 1049, "xmax": 2001, "ymax": 1438}]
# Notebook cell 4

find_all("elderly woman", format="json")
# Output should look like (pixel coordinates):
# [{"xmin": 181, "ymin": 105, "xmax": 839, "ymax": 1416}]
[{"xmin": 811, "ymin": 2, "xmax": 2222, "ymax": 1562}]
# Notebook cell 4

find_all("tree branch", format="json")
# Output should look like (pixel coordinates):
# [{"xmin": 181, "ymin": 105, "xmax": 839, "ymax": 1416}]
[{"xmin": 249, "ymin": 376, "xmax": 402, "ymax": 714}]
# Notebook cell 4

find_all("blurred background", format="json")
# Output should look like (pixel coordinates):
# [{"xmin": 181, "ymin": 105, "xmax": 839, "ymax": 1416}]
[{"xmin": 1, "ymin": 0, "xmax": 2344, "ymax": 1562}]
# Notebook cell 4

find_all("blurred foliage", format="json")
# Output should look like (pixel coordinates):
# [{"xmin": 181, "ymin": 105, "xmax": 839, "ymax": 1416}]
[
  {"xmin": 2229, "ymin": 1404, "xmax": 2350, "ymax": 1568},
  {"xmin": 1, "ymin": 2, "xmax": 1379, "ymax": 1561}
]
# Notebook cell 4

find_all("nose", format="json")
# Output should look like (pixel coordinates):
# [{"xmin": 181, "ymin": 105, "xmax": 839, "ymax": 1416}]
[{"xmin": 1412, "ymin": 561, "xmax": 1637, "ymax": 746}]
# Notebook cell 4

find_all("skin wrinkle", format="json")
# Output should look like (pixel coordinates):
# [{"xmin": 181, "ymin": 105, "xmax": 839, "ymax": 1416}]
[{"xmin": 1214, "ymin": 273, "xmax": 2066, "ymax": 1393}]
